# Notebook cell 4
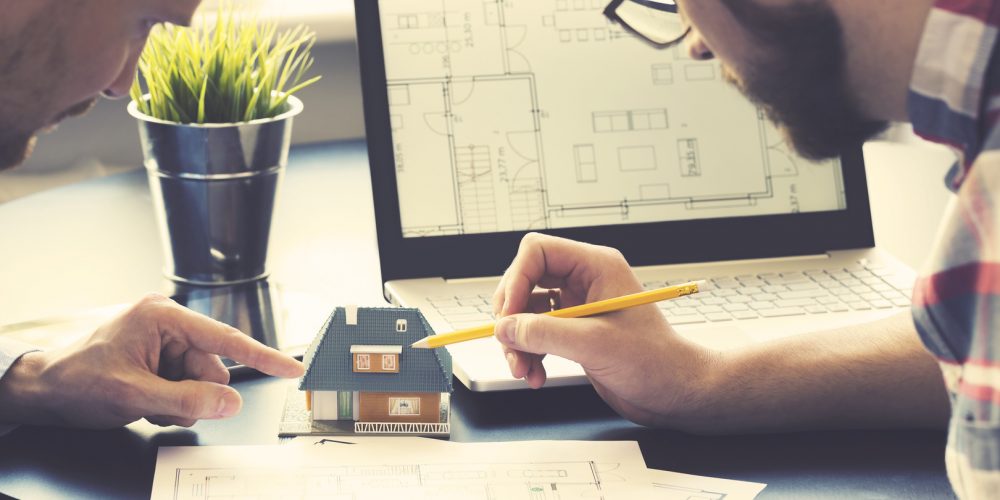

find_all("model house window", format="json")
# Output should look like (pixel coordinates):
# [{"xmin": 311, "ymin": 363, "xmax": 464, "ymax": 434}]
[
  {"xmin": 389, "ymin": 397, "xmax": 420, "ymax": 416},
  {"xmin": 356, "ymin": 354, "xmax": 370, "ymax": 370},
  {"xmin": 396, "ymin": 319, "xmax": 408, "ymax": 332},
  {"xmin": 382, "ymin": 354, "xmax": 397, "ymax": 371},
  {"xmin": 351, "ymin": 345, "xmax": 402, "ymax": 373}
]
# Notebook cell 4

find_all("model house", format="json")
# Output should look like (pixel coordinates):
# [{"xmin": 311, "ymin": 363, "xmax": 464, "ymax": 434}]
[{"xmin": 299, "ymin": 306, "xmax": 453, "ymax": 436}]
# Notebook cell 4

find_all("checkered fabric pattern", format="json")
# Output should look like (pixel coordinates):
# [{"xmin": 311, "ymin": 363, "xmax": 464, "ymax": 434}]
[{"xmin": 909, "ymin": 0, "xmax": 1000, "ymax": 497}]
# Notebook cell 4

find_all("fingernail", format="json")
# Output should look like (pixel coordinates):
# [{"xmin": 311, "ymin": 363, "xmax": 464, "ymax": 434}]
[
  {"xmin": 496, "ymin": 316, "xmax": 517, "ymax": 345},
  {"xmin": 216, "ymin": 393, "xmax": 239, "ymax": 418},
  {"xmin": 506, "ymin": 352, "xmax": 516, "ymax": 372}
]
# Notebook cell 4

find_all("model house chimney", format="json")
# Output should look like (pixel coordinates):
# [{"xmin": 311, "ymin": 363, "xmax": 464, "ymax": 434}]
[{"xmin": 345, "ymin": 305, "xmax": 359, "ymax": 326}]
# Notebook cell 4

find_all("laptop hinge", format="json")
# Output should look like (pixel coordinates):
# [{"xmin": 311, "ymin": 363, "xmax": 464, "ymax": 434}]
[
  {"xmin": 441, "ymin": 252, "xmax": 838, "ymax": 284},
  {"xmin": 443, "ymin": 275, "xmax": 505, "ymax": 285},
  {"xmin": 635, "ymin": 252, "xmax": 833, "ymax": 274}
]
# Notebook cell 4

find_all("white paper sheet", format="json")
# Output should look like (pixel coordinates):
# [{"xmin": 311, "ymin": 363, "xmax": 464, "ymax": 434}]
[
  {"xmin": 152, "ymin": 440, "xmax": 658, "ymax": 500},
  {"xmin": 650, "ymin": 468, "xmax": 766, "ymax": 500}
]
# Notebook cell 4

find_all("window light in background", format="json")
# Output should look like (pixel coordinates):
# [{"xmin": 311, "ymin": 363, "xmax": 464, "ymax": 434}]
[{"xmin": 196, "ymin": 0, "xmax": 355, "ymax": 43}]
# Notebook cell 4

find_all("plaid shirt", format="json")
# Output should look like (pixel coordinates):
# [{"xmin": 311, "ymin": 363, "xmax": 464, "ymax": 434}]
[{"xmin": 909, "ymin": 0, "xmax": 1000, "ymax": 497}]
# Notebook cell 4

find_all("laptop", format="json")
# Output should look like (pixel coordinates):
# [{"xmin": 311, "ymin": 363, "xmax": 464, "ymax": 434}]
[{"xmin": 354, "ymin": 0, "xmax": 915, "ymax": 391}]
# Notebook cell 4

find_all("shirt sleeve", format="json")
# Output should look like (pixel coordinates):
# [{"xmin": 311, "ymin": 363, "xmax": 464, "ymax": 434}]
[{"xmin": 0, "ymin": 338, "xmax": 41, "ymax": 437}]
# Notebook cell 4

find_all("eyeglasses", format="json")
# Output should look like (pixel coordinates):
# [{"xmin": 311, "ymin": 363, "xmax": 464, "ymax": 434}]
[{"xmin": 604, "ymin": 0, "xmax": 692, "ymax": 49}]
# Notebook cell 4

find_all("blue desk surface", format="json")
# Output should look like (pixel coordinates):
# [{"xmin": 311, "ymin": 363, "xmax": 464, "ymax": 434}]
[{"xmin": 0, "ymin": 140, "xmax": 953, "ymax": 499}]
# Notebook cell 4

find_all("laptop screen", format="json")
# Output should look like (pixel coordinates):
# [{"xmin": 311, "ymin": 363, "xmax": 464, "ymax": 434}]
[
  {"xmin": 377, "ymin": 0, "xmax": 846, "ymax": 237},
  {"xmin": 356, "ymin": 1, "xmax": 872, "ymax": 281}
]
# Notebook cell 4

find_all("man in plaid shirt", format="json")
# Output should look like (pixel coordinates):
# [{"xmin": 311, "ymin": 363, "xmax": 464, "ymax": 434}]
[{"xmin": 495, "ymin": 1, "xmax": 1000, "ymax": 497}]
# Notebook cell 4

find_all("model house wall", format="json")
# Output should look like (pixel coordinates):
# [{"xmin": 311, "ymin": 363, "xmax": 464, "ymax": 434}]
[
  {"xmin": 311, "ymin": 391, "xmax": 360, "ymax": 421},
  {"xmin": 358, "ymin": 393, "xmax": 442, "ymax": 424}
]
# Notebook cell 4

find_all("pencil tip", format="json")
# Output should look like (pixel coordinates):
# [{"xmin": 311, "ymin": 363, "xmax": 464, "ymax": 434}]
[{"xmin": 411, "ymin": 338, "xmax": 430, "ymax": 349}]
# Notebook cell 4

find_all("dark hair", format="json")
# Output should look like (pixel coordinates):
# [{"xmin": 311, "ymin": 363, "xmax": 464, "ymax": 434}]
[{"xmin": 718, "ymin": 0, "xmax": 887, "ymax": 159}]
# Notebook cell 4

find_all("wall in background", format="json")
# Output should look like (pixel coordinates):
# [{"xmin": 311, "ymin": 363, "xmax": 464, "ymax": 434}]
[{"xmin": 0, "ymin": 35, "xmax": 364, "ymax": 203}]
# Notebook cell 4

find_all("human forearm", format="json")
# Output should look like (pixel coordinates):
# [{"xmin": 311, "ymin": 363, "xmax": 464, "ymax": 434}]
[
  {"xmin": 492, "ymin": 234, "xmax": 949, "ymax": 434},
  {"xmin": 679, "ymin": 312, "xmax": 950, "ymax": 434},
  {"xmin": 0, "ymin": 351, "xmax": 50, "ymax": 426}
]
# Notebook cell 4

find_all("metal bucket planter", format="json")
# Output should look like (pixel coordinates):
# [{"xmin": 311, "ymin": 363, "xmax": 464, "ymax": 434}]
[{"xmin": 128, "ymin": 96, "xmax": 302, "ymax": 286}]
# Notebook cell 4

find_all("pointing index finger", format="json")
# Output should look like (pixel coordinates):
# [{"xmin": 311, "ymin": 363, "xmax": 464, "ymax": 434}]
[{"xmin": 162, "ymin": 303, "xmax": 305, "ymax": 378}]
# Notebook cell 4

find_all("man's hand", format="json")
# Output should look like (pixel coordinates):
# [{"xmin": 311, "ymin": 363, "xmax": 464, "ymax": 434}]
[
  {"xmin": 492, "ymin": 233, "xmax": 721, "ymax": 426},
  {"xmin": 493, "ymin": 233, "xmax": 951, "ymax": 433},
  {"xmin": 0, "ymin": 294, "xmax": 305, "ymax": 429}
]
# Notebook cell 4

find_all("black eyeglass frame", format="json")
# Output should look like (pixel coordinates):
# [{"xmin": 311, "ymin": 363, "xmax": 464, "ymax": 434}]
[{"xmin": 603, "ymin": 0, "xmax": 692, "ymax": 49}]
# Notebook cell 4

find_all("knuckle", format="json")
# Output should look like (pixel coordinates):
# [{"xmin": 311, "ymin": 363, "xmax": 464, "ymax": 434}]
[
  {"xmin": 129, "ymin": 293, "xmax": 172, "ymax": 319},
  {"xmin": 143, "ymin": 292, "xmax": 170, "ymax": 302},
  {"xmin": 521, "ymin": 232, "xmax": 544, "ymax": 246},
  {"xmin": 519, "ymin": 232, "xmax": 550, "ymax": 254},
  {"xmin": 597, "ymin": 246, "xmax": 633, "ymax": 273},
  {"xmin": 599, "ymin": 245, "xmax": 627, "ymax": 264},
  {"xmin": 137, "ymin": 292, "xmax": 171, "ymax": 308}
]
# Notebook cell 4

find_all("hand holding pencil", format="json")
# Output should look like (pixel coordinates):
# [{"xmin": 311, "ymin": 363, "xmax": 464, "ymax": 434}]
[
  {"xmin": 467, "ymin": 233, "xmax": 722, "ymax": 430},
  {"xmin": 412, "ymin": 280, "xmax": 706, "ymax": 349}
]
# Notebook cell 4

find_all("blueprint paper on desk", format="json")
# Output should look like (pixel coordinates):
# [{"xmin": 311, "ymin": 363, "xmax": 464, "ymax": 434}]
[
  {"xmin": 651, "ymin": 469, "xmax": 766, "ymax": 499},
  {"xmin": 290, "ymin": 437, "xmax": 767, "ymax": 499},
  {"xmin": 151, "ymin": 440, "xmax": 657, "ymax": 500}
]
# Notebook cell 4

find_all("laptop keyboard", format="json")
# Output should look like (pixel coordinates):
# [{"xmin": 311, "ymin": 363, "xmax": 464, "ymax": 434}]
[{"xmin": 425, "ymin": 262, "xmax": 914, "ymax": 329}]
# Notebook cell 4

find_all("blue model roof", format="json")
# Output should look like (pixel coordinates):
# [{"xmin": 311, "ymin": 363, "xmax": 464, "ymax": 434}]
[{"xmin": 299, "ymin": 307, "xmax": 453, "ymax": 393}]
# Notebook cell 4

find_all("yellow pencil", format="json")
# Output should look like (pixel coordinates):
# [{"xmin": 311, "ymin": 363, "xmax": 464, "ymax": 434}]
[{"xmin": 411, "ymin": 280, "xmax": 707, "ymax": 349}]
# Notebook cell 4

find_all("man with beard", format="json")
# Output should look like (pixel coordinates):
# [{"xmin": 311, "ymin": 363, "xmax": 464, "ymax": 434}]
[
  {"xmin": 494, "ymin": 0, "xmax": 997, "ymax": 497},
  {"xmin": 0, "ymin": 1, "xmax": 305, "ymax": 432}
]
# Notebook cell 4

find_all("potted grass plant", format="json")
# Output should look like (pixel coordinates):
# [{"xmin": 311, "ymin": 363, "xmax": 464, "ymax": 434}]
[{"xmin": 128, "ymin": 3, "xmax": 320, "ymax": 285}]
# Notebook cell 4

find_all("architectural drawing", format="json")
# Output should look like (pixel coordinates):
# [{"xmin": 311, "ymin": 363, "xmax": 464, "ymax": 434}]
[
  {"xmin": 171, "ymin": 461, "xmax": 624, "ymax": 499},
  {"xmin": 649, "ymin": 469, "xmax": 767, "ymax": 500},
  {"xmin": 379, "ymin": 0, "xmax": 847, "ymax": 237},
  {"xmin": 656, "ymin": 482, "xmax": 728, "ymax": 500},
  {"xmin": 152, "ymin": 441, "xmax": 657, "ymax": 500}
]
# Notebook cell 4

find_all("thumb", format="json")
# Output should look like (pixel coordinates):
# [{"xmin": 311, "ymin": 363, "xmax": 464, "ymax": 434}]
[
  {"xmin": 495, "ymin": 314, "xmax": 604, "ymax": 365},
  {"xmin": 138, "ymin": 376, "xmax": 243, "ymax": 421}
]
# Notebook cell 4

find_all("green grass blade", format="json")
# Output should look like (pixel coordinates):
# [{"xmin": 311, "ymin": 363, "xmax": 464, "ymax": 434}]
[{"xmin": 133, "ymin": 2, "xmax": 319, "ymax": 124}]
